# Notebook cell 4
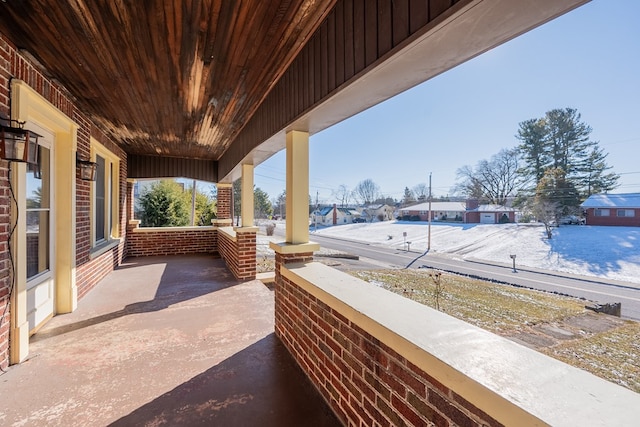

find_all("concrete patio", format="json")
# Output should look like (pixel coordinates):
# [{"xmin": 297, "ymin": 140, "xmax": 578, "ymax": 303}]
[{"xmin": 0, "ymin": 255, "xmax": 339, "ymax": 426}]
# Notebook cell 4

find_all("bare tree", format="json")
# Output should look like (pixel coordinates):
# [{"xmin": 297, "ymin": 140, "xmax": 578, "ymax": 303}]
[
  {"xmin": 413, "ymin": 183, "xmax": 429, "ymax": 202},
  {"xmin": 353, "ymin": 179, "xmax": 380, "ymax": 205},
  {"xmin": 333, "ymin": 184, "xmax": 351, "ymax": 207},
  {"xmin": 455, "ymin": 148, "xmax": 526, "ymax": 205}
]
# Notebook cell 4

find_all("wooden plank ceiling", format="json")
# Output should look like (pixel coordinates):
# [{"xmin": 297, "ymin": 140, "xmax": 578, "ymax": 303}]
[{"xmin": 0, "ymin": 0, "xmax": 336, "ymax": 160}]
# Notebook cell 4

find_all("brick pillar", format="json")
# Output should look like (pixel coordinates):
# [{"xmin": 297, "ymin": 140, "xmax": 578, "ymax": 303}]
[
  {"xmin": 216, "ymin": 183, "xmax": 232, "ymax": 220},
  {"xmin": 235, "ymin": 228, "xmax": 257, "ymax": 280}
]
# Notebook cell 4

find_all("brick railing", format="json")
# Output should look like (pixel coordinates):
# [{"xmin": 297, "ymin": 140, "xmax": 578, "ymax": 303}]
[
  {"xmin": 217, "ymin": 226, "xmax": 257, "ymax": 280},
  {"xmin": 274, "ymin": 258, "xmax": 640, "ymax": 426},
  {"xmin": 126, "ymin": 220, "xmax": 218, "ymax": 257}
]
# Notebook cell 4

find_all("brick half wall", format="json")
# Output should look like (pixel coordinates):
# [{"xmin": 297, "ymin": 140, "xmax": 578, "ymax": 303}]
[
  {"xmin": 126, "ymin": 220, "xmax": 218, "ymax": 257},
  {"xmin": 217, "ymin": 227, "xmax": 256, "ymax": 280},
  {"xmin": 275, "ymin": 261, "xmax": 640, "ymax": 427}
]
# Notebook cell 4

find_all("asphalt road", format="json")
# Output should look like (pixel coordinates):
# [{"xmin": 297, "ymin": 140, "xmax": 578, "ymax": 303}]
[{"xmin": 308, "ymin": 232, "xmax": 640, "ymax": 321}]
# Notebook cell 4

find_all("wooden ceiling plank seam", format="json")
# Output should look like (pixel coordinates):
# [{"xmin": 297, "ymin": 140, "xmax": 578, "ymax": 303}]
[
  {"xmin": 205, "ymin": 2, "xmax": 244, "ymax": 149},
  {"xmin": 334, "ymin": 1, "xmax": 346, "ymax": 87},
  {"xmin": 150, "ymin": 1, "xmax": 179, "ymax": 133},
  {"xmin": 377, "ymin": 0, "xmax": 393, "ymax": 56},
  {"xmin": 392, "ymin": 0, "xmax": 410, "ymax": 46},
  {"xmin": 326, "ymin": 12, "xmax": 336, "ymax": 93},
  {"xmin": 430, "ymin": 0, "xmax": 456, "ymax": 21},
  {"xmin": 343, "ymin": 0, "xmax": 355, "ymax": 81},
  {"xmin": 364, "ymin": 0, "xmax": 378, "ymax": 67},
  {"xmin": 314, "ymin": 30, "xmax": 322, "ymax": 104},
  {"xmin": 353, "ymin": 0, "xmax": 365, "ymax": 73},
  {"xmin": 409, "ymin": 0, "xmax": 429, "ymax": 33}
]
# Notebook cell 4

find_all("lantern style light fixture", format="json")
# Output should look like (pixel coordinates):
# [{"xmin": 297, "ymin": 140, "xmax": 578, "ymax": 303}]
[
  {"xmin": 76, "ymin": 153, "xmax": 98, "ymax": 181},
  {"xmin": 0, "ymin": 117, "xmax": 41, "ymax": 164}
]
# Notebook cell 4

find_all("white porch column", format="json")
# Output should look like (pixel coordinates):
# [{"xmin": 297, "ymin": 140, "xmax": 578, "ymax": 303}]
[
  {"xmin": 241, "ymin": 163, "xmax": 254, "ymax": 227},
  {"xmin": 286, "ymin": 130, "xmax": 311, "ymax": 244}
]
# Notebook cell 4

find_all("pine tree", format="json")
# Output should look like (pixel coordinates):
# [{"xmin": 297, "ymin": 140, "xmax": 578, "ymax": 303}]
[
  {"xmin": 575, "ymin": 146, "xmax": 619, "ymax": 196},
  {"xmin": 516, "ymin": 118, "xmax": 549, "ymax": 183},
  {"xmin": 402, "ymin": 187, "xmax": 415, "ymax": 206},
  {"xmin": 516, "ymin": 108, "xmax": 619, "ymax": 202},
  {"xmin": 138, "ymin": 180, "xmax": 190, "ymax": 227}
]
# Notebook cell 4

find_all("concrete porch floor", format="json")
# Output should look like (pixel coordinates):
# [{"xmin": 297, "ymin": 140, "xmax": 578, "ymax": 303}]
[{"xmin": 0, "ymin": 255, "xmax": 340, "ymax": 426}]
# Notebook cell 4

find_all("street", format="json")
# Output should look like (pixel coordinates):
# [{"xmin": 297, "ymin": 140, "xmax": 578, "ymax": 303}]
[{"xmin": 308, "ymin": 232, "xmax": 640, "ymax": 320}]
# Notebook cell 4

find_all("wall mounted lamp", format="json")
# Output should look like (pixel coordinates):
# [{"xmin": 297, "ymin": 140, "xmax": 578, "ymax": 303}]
[
  {"xmin": 76, "ymin": 153, "xmax": 97, "ymax": 181},
  {"xmin": 0, "ymin": 117, "xmax": 41, "ymax": 164}
]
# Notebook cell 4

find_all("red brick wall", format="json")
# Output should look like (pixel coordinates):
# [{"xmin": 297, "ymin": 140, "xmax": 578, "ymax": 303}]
[
  {"xmin": 0, "ymin": 33, "xmax": 13, "ymax": 370},
  {"xmin": 0, "ymin": 32, "xmax": 127, "ymax": 367},
  {"xmin": 217, "ymin": 186, "xmax": 232, "ymax": 220},
  {"xmin": 126, "ymin": 222, "xmax": 218, "ymax": 257},
  {"xmin": 274, "ymin": 258, "xmax": 503, "ymax": 427},
  {"xmin": 584, "ymin": 208, "xmax": 640, "ymax": 226},
  {"xmin": 218, "ymin": 229, "xmax": 256, "ymax": 280}
]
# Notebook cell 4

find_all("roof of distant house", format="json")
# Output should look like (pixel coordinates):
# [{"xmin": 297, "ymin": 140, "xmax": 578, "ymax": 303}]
[
  {"xmin": 315, "ymin": 206, "xmax": 355, "ymax": 216},
  {"xmin": 399, "ymin": 202, "xmax": 466, "ymax": 212},
  {"xmin": 581, "ymin": 193, "xmax": 640, "ymax": 209},
  {"xmin": 477, "ymin": 204, "xmax": 517, "ymax": 212}
]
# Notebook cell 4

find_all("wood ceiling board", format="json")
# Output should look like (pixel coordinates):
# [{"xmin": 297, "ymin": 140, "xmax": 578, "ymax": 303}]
[{"xmin": 0, "ymin": 0, "xmax": 336, "ymax": 160}]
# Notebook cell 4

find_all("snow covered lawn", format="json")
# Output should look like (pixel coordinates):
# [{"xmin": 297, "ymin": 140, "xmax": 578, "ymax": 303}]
[{"xmin": 313, "ymin": 221, "xmax": 640, "ymax": 284}]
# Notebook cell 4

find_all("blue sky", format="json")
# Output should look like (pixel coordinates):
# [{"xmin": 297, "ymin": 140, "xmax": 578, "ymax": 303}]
[{"xmin": 255, "ymin": 0, "xmax": 640, "ymax": 204}]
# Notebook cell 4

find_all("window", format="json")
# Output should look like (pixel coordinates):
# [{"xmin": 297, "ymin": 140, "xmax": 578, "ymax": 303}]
[
  {"xmin": 91, "ymin": 139, "xmax": 119, "ymax": 248},
  {"xmin": 26, "ymin": 145, "xmax": 51, "ymax": 279},
  {"xmin": 594, "ymin": 209, "xmax": 610, "ymax": 217},
  {"xmin": 617, "ymin": 209, "xmax": 635, "ymax": 217}
]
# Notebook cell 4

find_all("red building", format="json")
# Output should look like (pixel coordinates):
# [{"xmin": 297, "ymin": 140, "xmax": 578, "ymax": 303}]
[{"xmin": 581, "ymin": 193, "xmax": 640, "ymax": 226}]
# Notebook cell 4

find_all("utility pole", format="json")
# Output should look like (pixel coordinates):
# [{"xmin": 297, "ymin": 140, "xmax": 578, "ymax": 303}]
[{"xmin": 428, "ymin": 172, "xmax": 432, "ymax": 251}]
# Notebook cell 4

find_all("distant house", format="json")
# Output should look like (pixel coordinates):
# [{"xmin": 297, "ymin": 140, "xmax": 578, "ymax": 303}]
[
  {"xmin": 311, "ymin": 204, "xmax": 359, "ymax": 226},
  {"xmin": 360, "ymin": 204, "xmax": 395, "ymax": 222},
  {"xmin": 581, "ymin": 193, "xmax": 640, "ymax": 226},
  {"xmin": 398, "ymin": 199, "xmax": 517, "ymax": 224}
]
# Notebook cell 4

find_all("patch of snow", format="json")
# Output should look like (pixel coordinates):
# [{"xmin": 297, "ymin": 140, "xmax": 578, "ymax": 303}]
[{"xmin": 314, "ymin": 222, "xmax": 640, "ymax": 284}]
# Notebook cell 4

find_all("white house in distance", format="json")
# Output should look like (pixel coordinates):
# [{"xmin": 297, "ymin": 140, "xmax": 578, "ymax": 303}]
[
  {"xmin": 311, "ymin": 205, "xmax": 361, "ymax": 226},
  {"xmin": 360, "ymin": 204, "xmax": 395, "ymax": 222}
]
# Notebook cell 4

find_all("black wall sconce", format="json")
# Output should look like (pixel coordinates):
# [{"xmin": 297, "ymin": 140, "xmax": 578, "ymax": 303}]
[
  {"xmin": 0, "ymin": 116, "xmax": 41, "ymax": 164},
  {"xmin": 77, "ymin": 153, "xmax": 97, "ymax": 181}
]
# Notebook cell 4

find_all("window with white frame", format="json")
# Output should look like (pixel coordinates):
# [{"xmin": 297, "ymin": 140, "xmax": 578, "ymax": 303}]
[
  {"xmin": 594, "ymin": 209, "xmax": 610, "ymax": 217},
  {"xmin": 91, "ymin": 139, "xmax": 119, "ymax": 247},
  {"xmin": 617, "ymin": 209, "xmax": 635, "ymax": 217}
]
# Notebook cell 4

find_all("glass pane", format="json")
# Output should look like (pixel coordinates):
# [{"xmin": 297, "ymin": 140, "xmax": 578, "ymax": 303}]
[
  {"xmin": 26, "ymin": 146, "xmax": 50, "ymax": 280},
  {"xmin": 27, "ymin": 146, "xmax": 50, "ymax": 209},
  {"xmin": 26, "ymin": 208, "xmax": 50, "ymax": 279},
  {"xmin": 95, "ymin": 155, "xmax": 106, "ymax": 241}
]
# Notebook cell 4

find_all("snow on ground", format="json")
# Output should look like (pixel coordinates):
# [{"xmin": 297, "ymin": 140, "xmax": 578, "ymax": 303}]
[{"xmin": 312, "ymin": 221, "xmax": 640, "ymax": 284}]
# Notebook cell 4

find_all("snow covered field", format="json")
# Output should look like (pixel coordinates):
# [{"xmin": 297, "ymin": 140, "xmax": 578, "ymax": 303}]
[{"xmin": 312, "ymin": 221, "xmax": 640, "ymax": 284}]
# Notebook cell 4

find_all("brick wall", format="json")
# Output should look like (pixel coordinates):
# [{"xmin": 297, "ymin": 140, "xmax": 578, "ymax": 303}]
[
  {"xmin": 0, "ymin": 32, "xmax": 127, "ymax": 367},
  {"xmin": 274, "ymin": 257, "xmax": 502, "ymax": 427},
  {"xmin": 217, "ymin": 227, "xmax": 257, "ymax": 280},
  {"xmin": 1, "ymin": 29, "xmax": 15, "ymax": 370},
  {"xmin": 584, "ymin": 208, "xmax": 640, "ymax": 226},
  {"xmin": 127, "ymin": 221, "xmax": 218, "ymax": 257},
  {"xmin": 217, "ymin": 186, "xmax": 232, "ymax": 220}
]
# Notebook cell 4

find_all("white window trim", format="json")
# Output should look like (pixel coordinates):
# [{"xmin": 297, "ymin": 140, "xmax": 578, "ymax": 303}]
[
  {"xmin": 90, "ymin": 138, "xmax": 120, "ymax": 249},
  {"xmin": 594, "ymin": 208, "xmax": 610, "ymax": 217}
]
